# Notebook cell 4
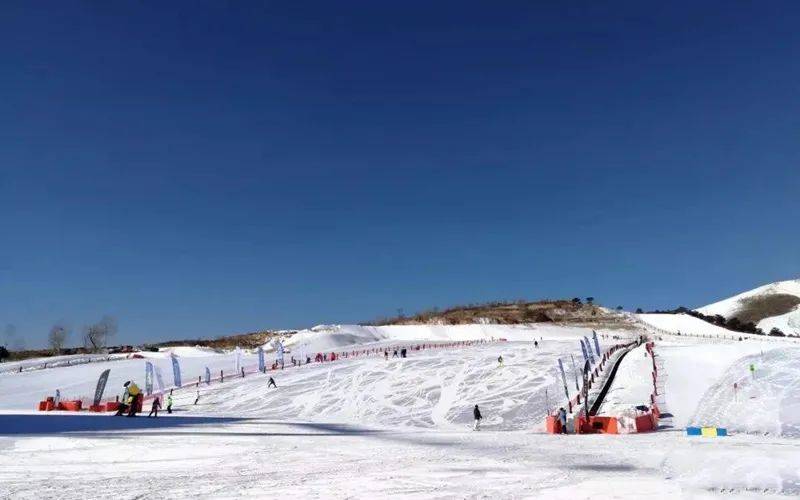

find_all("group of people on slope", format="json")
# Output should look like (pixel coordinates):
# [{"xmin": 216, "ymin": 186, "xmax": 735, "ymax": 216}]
[{"xmin": 114, "ymin": 381, "xmax": 173, "ymax": 418}]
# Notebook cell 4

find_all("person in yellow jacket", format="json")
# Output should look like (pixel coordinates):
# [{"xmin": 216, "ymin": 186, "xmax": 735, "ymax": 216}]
[{"xmin": 116, "ymin": 381, "xmax": 142, "ymax": 417}]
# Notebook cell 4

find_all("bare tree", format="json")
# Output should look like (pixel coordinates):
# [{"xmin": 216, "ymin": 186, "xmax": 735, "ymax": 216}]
[
  {"xmin": 83, "ymin": 316, "xmax": 118, "ymax": 352},
  {"xmin": 48, "ymin": 323, "xmax": 70, "ymax": 354}
]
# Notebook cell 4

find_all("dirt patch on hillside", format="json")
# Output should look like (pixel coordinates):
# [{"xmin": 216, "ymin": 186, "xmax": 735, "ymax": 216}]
[{"xmin": 730, "ymin": 294, "xmax": 800, "ymax": 324}]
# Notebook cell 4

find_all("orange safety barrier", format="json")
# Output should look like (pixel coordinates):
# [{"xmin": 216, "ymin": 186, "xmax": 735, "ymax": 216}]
[
  {"xmin": 545, "ymin": 415, "xmax": 563, "ymax": 434},
  {"xmin": 57, "ymin": 400, "xmax": 83, "ymax": 411},
  {"xmin": 576, "ymin": 416, "xmax": 619, "ymax": 434},
  {"xmin": 106, "ymin": 401, "xmax": 121, "ymax": 412},
  {"xmin": 89, "ymin": 404, "xmax": 106, "ymax": 412},
  {"xmin": 635, "ymin": 414, "xmax": 655, "ymax": 432}
]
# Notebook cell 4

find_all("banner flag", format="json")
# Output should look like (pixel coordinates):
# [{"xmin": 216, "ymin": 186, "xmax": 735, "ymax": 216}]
[
  {"xmin": 275, "ymin": 340, "xmax": 285, "ymax": 365},
  {"xmin": 580, "ymin": 339, "xmax": 589, "ymax": 363},
  {"xmin": 154, "ymin": 365, "xmax": 165, "ymax": 394},
  {"xmin": 584, "ymin": 336, "xmax": 595, "ymax": 364},
  {"xmin": 258, "ymin": 346, "xmax": 265, "ymax": 373},
  {"xmin": 570, "ymin": 354, "xmax": 580, "ymax": 391},
  {"xmin": 592, "ymin": 330, "xmax": 601, "ymax": 357},
  {"xmin": 171, "ymin": 353, "xmax": 182, "ymax": 387},
  {"xmin": 144, "ymin": 362, "xmax": 154, "ymax": 395},
  {"xmin": 558, "ymin": 358, "xmax": 570, "ymax": 402},
  {"xmin": 582, "ymin": 359, "xmax": 591, "ymax": 417},
  {"xmin": 205, "ymin": 367, "xmax": 211, "ymax": 385},
  {"xmin": 234, "ymin": 346, "xmax": 242, "ymax": 374},
  {"xmin": 93, "ymin": 369, "xmax": 110, "ymax": 406}
]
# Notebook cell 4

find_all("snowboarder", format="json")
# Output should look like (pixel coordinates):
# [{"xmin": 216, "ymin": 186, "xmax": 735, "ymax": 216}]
[
  {"xmin": 473, "ymin": 404, "xmax": 483, "ymax": 431},
  {"xmin": 558, "ymin": 407, "xmax": 568, "ymax": 434},
  {"xmin": 166, "ymin": 389, "xmax": 174, "ymax": 414},
  {"xmin": 268, "ymin": 377, "xmax": 277, "ymax": 388},
  {"xmin": 148, "ymin": 396, "xmax": 161, "ymax": 418}
]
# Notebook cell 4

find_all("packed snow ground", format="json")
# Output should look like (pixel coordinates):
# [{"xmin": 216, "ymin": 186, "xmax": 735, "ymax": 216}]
[{"xmin": 2, "ymin": 323, "xmax": 800, "ymax": 498}]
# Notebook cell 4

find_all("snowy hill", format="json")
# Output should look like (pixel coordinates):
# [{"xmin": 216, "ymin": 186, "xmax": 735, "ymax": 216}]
[{"xmin": 697, "ymin": 279, "xmax": 800, "ymax": 336}]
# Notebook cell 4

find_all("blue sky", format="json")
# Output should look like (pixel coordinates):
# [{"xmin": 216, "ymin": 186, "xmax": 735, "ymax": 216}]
[{"xmin": 2, "ymin": 2, "xmax": 799, "ymax": 348}]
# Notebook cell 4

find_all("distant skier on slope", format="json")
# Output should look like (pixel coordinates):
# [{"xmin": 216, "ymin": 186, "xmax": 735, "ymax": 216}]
[
  {"xmin": 534, "ymin": 341, "xmax": 538, "ymax": 348},
  {"xmin": 473, "ymin": 405, "xmax": 483, "ymax": 431},
  {"xmin": 166, "ymin": 389, "xmax": 174, "ymax": 414},
  {"xmin": 268, "ymin": 377, "xmax": 277, "ymax": 388},
  {"xmin": 393, "ymin": 349, "xmax": 398, "ymax": 358},
  {"xmin": 497, "ymin": 355, "xmax": 504, "ymax": 366}
]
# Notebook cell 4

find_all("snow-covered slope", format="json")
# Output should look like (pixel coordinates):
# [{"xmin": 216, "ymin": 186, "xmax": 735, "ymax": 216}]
[
  {"xmin": 0, "ymin": 324, "xmax": 623, "ymax": 412},
  {"xmin": 637, "ymin": 313, "xmax": 741, "ymax": 338},
  {"xmin": 698, "ymin": 279, "xmax": 800, "ymax": 335}
]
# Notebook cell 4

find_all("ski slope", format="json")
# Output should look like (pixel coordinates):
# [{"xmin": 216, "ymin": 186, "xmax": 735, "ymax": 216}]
[
  {"xmin": 0, "ymin": 324, "xmax": 613, "ymax": 412},
  {"xmin": 698, "ymin": 279, "xmax": 800, "ymax": 336},
  {"xmin": 4, "ymin": 322, "xmax": 800, "ymax": 497}
]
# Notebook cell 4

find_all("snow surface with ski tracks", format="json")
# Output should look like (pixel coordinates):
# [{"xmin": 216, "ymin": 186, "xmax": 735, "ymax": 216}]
[{"xmin": 2, "ymin": 321, "xmax": 800, "ymax": 498}]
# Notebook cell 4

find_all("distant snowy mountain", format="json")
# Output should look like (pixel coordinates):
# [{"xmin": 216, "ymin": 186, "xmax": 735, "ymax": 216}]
[{"xmin": 697, "ymin": 279, "xmax": 800, "ymax": 336}]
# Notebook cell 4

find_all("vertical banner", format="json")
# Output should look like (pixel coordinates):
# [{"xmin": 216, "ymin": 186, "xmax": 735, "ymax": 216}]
[
  {"xmin": 234, "ymin": 346, "xmax": 242, "ymax": 374},
  {"xmin": 557, "ymin": 358, "xmax": 569, "ymax": 402},
  {"xmin": 205, "ymin": 367, "xmax": 211, "ymax": 385},
  {"xmin": 93, "ymin": 369, "xmax": 111, "ymax": 406},
  {"xmin": 570, "ymin": 354, "xmax": 580, "ymax": 391},
  {"xmin": 584, "ymin": 336, "xmax": 595, "ymax": 364},
  {"xmin": 275, "ymin": 340, "xmax": 285, "ymax": 366},
  {"xmin": 257, "ymin": 346, "xmax": 266, "ymax": 373},
  {"xmin": 154, "ymin": 365, "xmax": 166, "ymax": 394},
  {"xmin": 582, "ymin": 359, "xmax": 591, "ymax": 417},
  {"xmin": 592, "ymin": 330, "xmax": 601, "ymax": 357},
  {"xmin": 171, "ymin": 353, "xmax": 182, "ymax": 388},
  {"xmin": 144, "ymin": 362, "xmax": 154, "ymax": 395},
  {"xmin": 580, "ymin": 339, "xmax": 589, "ymax": 363}
]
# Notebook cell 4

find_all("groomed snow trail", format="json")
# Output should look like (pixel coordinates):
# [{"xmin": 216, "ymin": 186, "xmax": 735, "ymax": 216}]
[{"xmin": 177, "ymin": 341, "xmax": 576, "ymax": 431}]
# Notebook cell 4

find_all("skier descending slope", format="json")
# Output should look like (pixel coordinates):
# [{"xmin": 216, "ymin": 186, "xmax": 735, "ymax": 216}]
[
  {"xmin": 497, "ymin": 355, "xmax": 504, "ymax": 367},
  {"xmin": 268, "ymin": 377, "xmax": 277, "ymax": 388},
  {"xmin": 473, "ymin": 404, "xmax": 483, "ymax": 431}
]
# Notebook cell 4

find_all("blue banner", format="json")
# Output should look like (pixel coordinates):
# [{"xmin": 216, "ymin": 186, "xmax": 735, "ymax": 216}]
[
  {"xmin": 592, "ymin": 330, "xmax": 601, "ymax": 357},
  {"xmin": 205, "ymin": 366, "xmax": 211, "ymax": 385},
  {"xmin": 144, "ymin": 362, "xmax": 154, "ymax": 395},
  {"xmin": 584, "ymin": 336, "xmax": 595, "ymax": 364},
  {"xmin": 258, "ymin": 346, "xmax": 265, "ymax": 373},
  {"xmin": 171, "ymin": 354, "xmax": 182, "ymax": 387},
  {"xmin": 93, "ymin": 369, "xmax": 110, "ymax": 406},
  {"xmin": 557, "ymin": 358, "xmax": 569, "ymax": 401}
]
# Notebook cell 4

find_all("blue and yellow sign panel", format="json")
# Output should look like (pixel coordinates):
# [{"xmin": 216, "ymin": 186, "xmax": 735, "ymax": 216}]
[{"xmin": 686, "ymin": 427, "xmax": 727, "ymax": 436}]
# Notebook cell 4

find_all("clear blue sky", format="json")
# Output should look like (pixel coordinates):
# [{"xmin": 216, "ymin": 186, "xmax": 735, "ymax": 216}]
[{"xmin": 2, "ymin": 2, "xmax": 799, "ymax": 348}]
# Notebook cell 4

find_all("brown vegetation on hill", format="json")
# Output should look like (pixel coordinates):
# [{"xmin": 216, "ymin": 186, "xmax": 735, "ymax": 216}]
[
  {"xmin": 727, "ymin": 294, "xmax": 800, "ymax": 325},
  {"xmin": 370, "ymin": 300, "xmax": 631, "ymax": 328}
]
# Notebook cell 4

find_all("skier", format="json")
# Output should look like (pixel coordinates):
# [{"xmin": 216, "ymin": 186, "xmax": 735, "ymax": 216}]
[
  {"xmin": 749, "ymin": 363, "xmax": 756, "ymax": 379},
  {"xmin": 534, "ymin": 341, "xmax": 538, "ymax": 348},
  {"xmin": 194, "ymin": 389, "xmax": 200, "ymax": 405},
  {"xmin": 558, "ymin": 407, "xmax": 568, "ymax": 434},
  {"xmin": 148, "ymin": 396, "xmax": 161, "ymax": 418},
  {"xmin": 384, "ymin": 350, "xmax": 388, "ymax": 361},
  {"xmin": 393, "ymin": 349, "xmax": 398, "ymax": 358},
  {"xmin": 268, "ymin": 377, "xmax": 277, "ymax": 388},
  {"xmin": 473, "ymin": 404, "xmax": 483, "ymax": 431},
  {"xmin": 497, "ymin": 355, "xmax": 504, "ymax": 366},
  {"xmin": 401, "ymin": 348, "xmax": 407, "ymax": 358},
  {"xmin": 166, "ymin": 389, "xmax": 174, "ymax": 414},
  {"xmin": 54, "ymin": 389, "xmax": 61, "ymax": 409}
]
